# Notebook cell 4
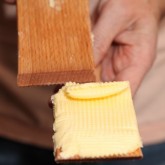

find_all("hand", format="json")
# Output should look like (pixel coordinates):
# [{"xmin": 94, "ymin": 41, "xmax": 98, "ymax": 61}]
[{"xmin": 90, "ymin": 0, "xmax": 165, "ymax": 96}]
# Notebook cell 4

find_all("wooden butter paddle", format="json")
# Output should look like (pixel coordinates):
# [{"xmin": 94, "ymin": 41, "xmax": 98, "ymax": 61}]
[{"xmin": 17, "ymin": 0, "xmax": 95, "ymax": 86}]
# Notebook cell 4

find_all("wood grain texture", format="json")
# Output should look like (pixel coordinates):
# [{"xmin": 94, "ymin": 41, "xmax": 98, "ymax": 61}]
[
  {"xmin": 55, "ymin": 148, "xmax": 143, "ymax": 163},
  {"xmin": 17, "ymin": 0, "xmax": 95, "ymax": 86}
]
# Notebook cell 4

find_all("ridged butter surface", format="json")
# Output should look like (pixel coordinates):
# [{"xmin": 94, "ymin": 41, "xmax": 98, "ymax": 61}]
[{"xmin": 52, "ymin": 82, "xmax": 142, "ymax": 159}]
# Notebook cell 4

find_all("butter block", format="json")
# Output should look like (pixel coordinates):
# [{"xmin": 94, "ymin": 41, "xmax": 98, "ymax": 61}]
[{"xmin": 52, "ymin": 81, "xmax": 143, "ymax": 161}]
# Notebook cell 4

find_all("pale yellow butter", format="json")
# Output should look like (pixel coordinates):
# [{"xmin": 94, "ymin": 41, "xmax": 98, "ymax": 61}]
[{"xmin": 52, "ymin": 81, "xmax": 142, "ymax": 159}]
